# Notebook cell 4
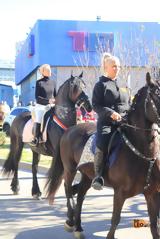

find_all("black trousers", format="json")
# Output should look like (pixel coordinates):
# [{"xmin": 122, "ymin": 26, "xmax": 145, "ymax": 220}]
[{"xmin": 96, "ymin": 121, "xmax": 116, "ymax": 154}]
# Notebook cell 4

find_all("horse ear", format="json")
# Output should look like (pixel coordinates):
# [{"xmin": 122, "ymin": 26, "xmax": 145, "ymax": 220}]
[
  {"xmin": 71, "ymin": 71, "xmax": 74, "ymax": 80},
  {"xmin": 146, "ymin": 72, "xmax": 155, "ymax": 86},
  {"xmin": 79, "ymin": 72, "xmax": 83, "ymax": 78},
  {"xmin": 146, "ymin": 72, "xmax": 151, "ymax": 83}
]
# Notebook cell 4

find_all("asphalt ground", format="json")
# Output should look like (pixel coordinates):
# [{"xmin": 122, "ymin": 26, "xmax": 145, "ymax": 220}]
[{"xmin": 0, "ymin": 163, "xmax": 153, "ymax": 239}]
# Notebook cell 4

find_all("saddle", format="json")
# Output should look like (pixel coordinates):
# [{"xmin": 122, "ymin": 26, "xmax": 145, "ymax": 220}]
[
  {"xmin": 77, "ymin": 129, "xmax": 122, "ymax": 169},
  {"xmin": 22, "ymin": 108, "xmax": 54, "ymax": 143}
]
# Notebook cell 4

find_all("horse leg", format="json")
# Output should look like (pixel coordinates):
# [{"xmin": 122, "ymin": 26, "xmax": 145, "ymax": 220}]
[
  {"xmin": 32, "ymin": 151, "xmax": 42, "ymax": 199},
  {"xmin": 145, "ymin": 191, "xmax": 160, "ymax": 239},
  {"xmin": 47, "ymin": 148, "xmax": 64, "ymax": 204},
  {"xmin": 64, "ymin": 171, "xmax": 77, "ymax": 232},
  {"xmin": 10, "ymin": 170, "xmax": 20, "ymax": 195},
  {"xmin": 10, "ymin": 140, "xmax": 24, "ymax": 194},
  {"xmin": 74, "ymin": 174, "xmax": 92, "ymax": 239},
  {"xmin": 106, "ymin": 189, "xmax": 125, "ymax": 239}
]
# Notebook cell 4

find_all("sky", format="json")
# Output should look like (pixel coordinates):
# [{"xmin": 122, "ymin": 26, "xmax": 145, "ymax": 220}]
[{"xmin": 0, "ymin": 0, "xmax": 160, "ymax": 61}]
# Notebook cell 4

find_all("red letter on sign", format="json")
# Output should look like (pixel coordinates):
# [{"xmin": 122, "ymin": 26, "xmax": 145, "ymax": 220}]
[{"xmin": 68, "ymin": 31, "xmax": 86, "ymax": 51}]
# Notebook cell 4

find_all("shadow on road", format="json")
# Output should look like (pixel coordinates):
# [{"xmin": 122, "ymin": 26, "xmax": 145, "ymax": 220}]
[{"xmin": 0, "ymin": 193, "xmax": 151, "ymax": 239}]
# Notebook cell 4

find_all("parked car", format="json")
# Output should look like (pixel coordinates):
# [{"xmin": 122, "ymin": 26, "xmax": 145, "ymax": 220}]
[
  {"xmin": 2, "ymin": 106, "xmax": 31, "ymax": 136},
  {"xmin": 76, "ymin": 108, "xmax": 97, "ymax": 123}
]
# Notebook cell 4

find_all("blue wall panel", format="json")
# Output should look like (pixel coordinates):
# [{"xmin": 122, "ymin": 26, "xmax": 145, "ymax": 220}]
[
  {"xmin": 15, "ymin": 20, "xmax": 160, "ymax": 85},
  {"xmin": 0, "ymin": 84, "xmax": 13, "ymax": 107}
]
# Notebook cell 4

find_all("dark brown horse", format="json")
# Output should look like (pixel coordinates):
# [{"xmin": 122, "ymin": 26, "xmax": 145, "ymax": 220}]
[
  {"xmin": 2, "ymin": 73, "xmax": 92, "ymax": 199},
  {"xmin": 46, "ymin": 72, "xmax": 160, "ymax": 239}
]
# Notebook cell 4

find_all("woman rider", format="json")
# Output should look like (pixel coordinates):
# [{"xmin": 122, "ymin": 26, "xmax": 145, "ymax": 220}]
[{"xmin": 92, "ymin": 53, "xmax": 131, "ymax": 190}]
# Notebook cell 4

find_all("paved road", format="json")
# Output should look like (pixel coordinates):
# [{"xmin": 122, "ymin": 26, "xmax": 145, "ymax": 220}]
[{"xmin": 0, "ymin": 168, "xmax": 152, "ymax": 239}]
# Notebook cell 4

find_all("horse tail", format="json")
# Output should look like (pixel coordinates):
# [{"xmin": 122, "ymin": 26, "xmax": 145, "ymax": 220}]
[
  {"xmin": 45, "ymin": 150, "xmax": 64, "ymax": 203},
  {"xmin": 3, "ymin": 133, "xmax": 24, "ymax": 176}
]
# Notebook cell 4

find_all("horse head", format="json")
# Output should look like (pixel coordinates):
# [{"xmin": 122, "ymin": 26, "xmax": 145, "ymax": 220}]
[
  {"xmin": 69, "ymin": 72, "xmax": 85, "ymax": 101},
  {"xmin": 127, "ymin": 72, "xmax": 160, "ymax": 127},
  {"xmin": 125, "ymin": 72, "xmax": 160, "ymax": 186},
  {"xmin": 68, "ymin": 72, "xmax": 92, "ymax": 112},
  {"xmin": 54, "ymin": 72, "xmax": 92, "ymax": 126},
  {"xmin": 144, "ymin": 72, "xmax": 160, "ymax": 126},
  {"xmin": 146, "ymin": 72, "xmax": 160, "ymax": 181}
]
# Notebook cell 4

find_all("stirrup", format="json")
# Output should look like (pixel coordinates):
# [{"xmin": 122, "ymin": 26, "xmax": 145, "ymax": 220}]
[
  {"xmin": 30, "ymin": 138, "xmax": 38, "ymax": 146},
  {"xmin": 38, "ymin": 136, "xmax": 44, "ymax": 144},
  {"xmin": 91, "ymin": 176, "xmax": 104, "ymax": 190}
]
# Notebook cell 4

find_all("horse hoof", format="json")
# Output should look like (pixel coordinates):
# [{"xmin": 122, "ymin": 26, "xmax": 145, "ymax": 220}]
[
  {"xmin": 13, "ymin": 191, "xmax": 19, "ymax": 195},
  {"xmin": 32, "ymin": 194, "xmax": 42, "ymax": 200},
  {"xmin": 74, "ymin": 231, "xmax": 85, "ymax": 239},
  {"xmin": 64, "ymin": 222, "xmax": 74, "ymax": 232}
]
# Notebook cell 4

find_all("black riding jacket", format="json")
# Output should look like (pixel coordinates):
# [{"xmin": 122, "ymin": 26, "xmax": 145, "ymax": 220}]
[
  {"xmin": 92, "ymin": 76, "xmax": 130, "ymax": 125},
  {"xmin": 35, "ymin": 77, "xmax": 56, "ymax": 105}
]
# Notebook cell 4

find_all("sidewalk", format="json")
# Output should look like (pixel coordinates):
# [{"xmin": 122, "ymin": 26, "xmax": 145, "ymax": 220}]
[{"xmin": 0, "ymin": 159, "xmax": 153, "ymax": 239}]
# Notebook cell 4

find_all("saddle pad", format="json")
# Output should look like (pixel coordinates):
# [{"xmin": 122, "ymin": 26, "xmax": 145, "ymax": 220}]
[
  {"xmin": 77, "ymin": 135, "xmax": 95, "ymax": 169},
  {"xmin": 22, "ymin": 119, "xmax": 34, "ymax": 143},
  {"xmin": 108, "ymin": 140, "xmax": 122, "ymax": 167},
  {"xmin": 77, "ymin": 133, "xmax": 122, "ymax": 169},
  {"xmin": 22, "ymin": 118, "xmax": 49, "ymax": 143}
]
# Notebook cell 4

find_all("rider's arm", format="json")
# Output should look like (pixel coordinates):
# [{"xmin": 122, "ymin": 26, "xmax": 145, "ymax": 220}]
[{"xmin": 92, "ymin": 81, "xmax": 114, "ymax": 121}]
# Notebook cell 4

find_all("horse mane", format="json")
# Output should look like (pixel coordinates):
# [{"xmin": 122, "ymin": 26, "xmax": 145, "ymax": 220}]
[
  {"xmin": 56, "ymin": 78, "xmax": 70, "ymax": 95},
  {"xmin": 127, "ymin": 86, "xmax": 147, "ymax": 115}
]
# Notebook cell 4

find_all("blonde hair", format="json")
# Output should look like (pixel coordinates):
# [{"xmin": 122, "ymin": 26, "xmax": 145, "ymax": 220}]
[
  {"xmin": 39, "ymin": 64, "xmax": 51, "ymax": 77},
  {"xmin": 100, "ymin": 52, "xmax": 120, "ymax": 75}
]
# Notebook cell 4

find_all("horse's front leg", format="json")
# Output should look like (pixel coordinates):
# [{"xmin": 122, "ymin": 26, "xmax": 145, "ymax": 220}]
[
  {"xmin": 145, "ymin": 191, "xmax": 160, "ymax": 239},
  {"xmin": 74, "ymin": 174, "xmax": 91, "ymax": 239},
  {"xmin": 32, "ymin": 151, "xmax": 42, "ymax": 199},
  {"xmin": 64, "ymin": 171, "xmax": 77, "ymax": 232},
  {"xmin": 11, "ymin": 170, "xmax": 20, "ymax": 195},
  {"xmin": 106, "ymin": 189, "xmax": 125, "ymax": 239}
]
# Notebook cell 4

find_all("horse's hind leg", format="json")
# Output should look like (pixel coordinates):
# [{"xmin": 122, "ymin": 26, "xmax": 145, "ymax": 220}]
[
  {"xmin": 145, "ymin": 191, "xmax": 160, "ymax": 239},
  {"xmin": 107, "ymin": 189, "xmax": 125, "ymax": 239},
  {"xmin": 32, "ymin": 151, "xmax": 42, "ymax": 199},
  {"xmin": 11, "ymin": 171, "xmax": 20, "ymax": 195},
  {"xmin": 74, "ymin": 174, "xmax": 92, "ymax": 239}
]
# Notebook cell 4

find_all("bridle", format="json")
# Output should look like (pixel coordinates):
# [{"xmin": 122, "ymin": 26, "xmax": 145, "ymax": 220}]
[
  {"xmin": 119, "ymin": 86, "xmax": 160, "ymax": 189},
  {"xmin": 55, "ymin": 77, "xmax": 86, "ymax": 116},
  {"xmin": 144, "ymin": 88, "xmax": 160, "ymax": 126},
  {"xmin": 122, "ymin": 86, "xmax": 160, "ymax": 132}
]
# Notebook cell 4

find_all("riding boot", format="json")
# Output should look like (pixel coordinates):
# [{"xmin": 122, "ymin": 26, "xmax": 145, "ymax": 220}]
[
  {"xmin": 30, "ymin": 123, "xmax": 42, "ymax": 146},
  {"xmin": 92, "ymin": 147, "xmax": 105, "ymax": 190},
  {"xmin": 36, "ymin": 123, "xmax": 43, "ymax": 144}
]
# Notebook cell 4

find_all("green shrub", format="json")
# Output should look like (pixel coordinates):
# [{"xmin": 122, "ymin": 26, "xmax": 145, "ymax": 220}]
[{"xmin": 0, "ymin": 131, "xmax": 6, "ymax": 145}]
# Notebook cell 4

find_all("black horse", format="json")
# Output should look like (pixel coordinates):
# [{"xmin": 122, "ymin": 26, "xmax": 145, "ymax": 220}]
[
  {"xmin": 3, "ymin": 73, "xmax": 92, "ymax": 199},
  {"xmin": 46, "ymin": 72, "xmax": 160, "ymax": 239}
]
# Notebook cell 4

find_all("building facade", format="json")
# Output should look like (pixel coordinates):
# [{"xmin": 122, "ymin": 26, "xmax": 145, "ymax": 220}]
[
  {"xmin": 15, "ymin": 20, "xmax": 160, "ymax": 105},
  {"xmin": 0, "ymin": 60, "xmax": 19, "ymax": 107}
]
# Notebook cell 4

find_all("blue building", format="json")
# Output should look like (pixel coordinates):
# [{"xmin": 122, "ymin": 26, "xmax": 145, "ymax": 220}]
[
  {"xmin": 15, "ymin": 20, "xmax": 160, "ymax": 105},
  {"xmin": 0, "ymin": 84, "xmax": 13, "ymax": 107},
  {"xmin": 0, "ymin": 60, "xmax": 17, "ymax": 107}
]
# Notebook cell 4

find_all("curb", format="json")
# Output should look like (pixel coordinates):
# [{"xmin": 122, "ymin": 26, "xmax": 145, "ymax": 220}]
[{"xmin": 0, "ymin": 158, "xmax": 48, "ymax": 175}]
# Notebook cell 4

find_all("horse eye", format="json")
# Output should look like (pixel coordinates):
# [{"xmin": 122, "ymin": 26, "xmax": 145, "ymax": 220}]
[{"xmin": 155, "ymin": 89, "xmax": 160, "ymax": 97}]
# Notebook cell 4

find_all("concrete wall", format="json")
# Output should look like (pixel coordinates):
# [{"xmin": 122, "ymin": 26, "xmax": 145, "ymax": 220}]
[{"xmin": 20, "ymin": 65, "xmax": 149, "ymax": 106}]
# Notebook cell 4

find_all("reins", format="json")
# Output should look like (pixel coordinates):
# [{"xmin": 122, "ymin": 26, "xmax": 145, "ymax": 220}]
[
  {"xmin": 121, "ymin": 121, "xmax": 160, "ymax": 132},
  {"xmin": 118, "ymin": 126, "xmax": 157, "ymax": 190},
  {"xmin": 117, "ymin": 86, "xmax": 160, "ymax": 190}
]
